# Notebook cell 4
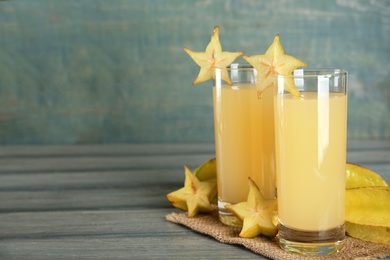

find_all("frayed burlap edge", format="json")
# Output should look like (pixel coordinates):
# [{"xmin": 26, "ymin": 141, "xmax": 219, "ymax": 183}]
[{"xmin": 166, "ymin": 211, "xmax": 390, "ymax": 260}]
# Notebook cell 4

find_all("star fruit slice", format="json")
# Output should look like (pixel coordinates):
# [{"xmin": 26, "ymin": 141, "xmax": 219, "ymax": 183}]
[
  {"xmin": 346, "ymin": 163, "xmax": 388, "ymax": 189},
  {"xmin": 345, "ymin": 186, "xmax": 390, "ymax": 245},
  {"xmin": 225, "ymin": 178, "xmax": 278, "ymax": 238},
  {"xmin": 193, "ymin": 157, "xmax": 216, "ymax": 181},
  {"xmin": 166, "ymin": 165, "xmax": 217, "ymax": 217},
  {"xmin": 346, "ymin": 186, "xmax": 390, "ymax": 227},
  {"xmin": 184, "ymin": 26, "xmax": 244, "ymax": 85},
  {"xmin": 243, "ymin": 34, "xmax": 306, "ymax": 98},
  {"xmin": 346, "ymin": 222, "xmax": 390, "ymax": 245},
  {"xmin": 193, "ymin": 157, "xmax": 218, "ymax": 205}
]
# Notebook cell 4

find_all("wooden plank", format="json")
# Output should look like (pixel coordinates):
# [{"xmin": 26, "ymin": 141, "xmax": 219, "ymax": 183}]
[
  {"xmin": 0, "ymin": 188, "xmax": 174, "ymax": 213},
  {"xmin": 2, "ymin": 177, "xmax": 390, "ymax": 213},
  {"xmin": 0, "ymin": 209, "xmax": 263, "ymax": 259},
  {"xmin": 0, "ymin": 153, "xmax": 214, "ymax": 173},
  {"xmin": 0, "ymin": 140, "xmax": 388, "ymax": 157},
  {"xmin": 0, "ymin": 143, "xmax": 215, "ymax": 157},
  {"xmin": 0, "ymin": 167, "xmax": 388, "ymax": 213},
  {"xmin": 0, "ymin": 209, "xmax": 182, "ymax": 238},
  {"xmin": 1, "ymin": 165, "xmax": 388, "ymax": 193},
  {"xmin": 0, "ymin": 144, "xmax": 388, "ymax": 259},
  {"xmin": 0, "ymin": 144, "xmax": 388, "ymax": 213},
  {"xmin": 0, "ymin": 236, "xmax": 262, "ymax": 260},
  {"xmin": 0, "ymin": 169, "xmax": 184, "ymax": 190},
  {"xmin": 0, "ymin": 170, "xmax": 184, "ymax": 213},
  {"xmin": 0, "ymin": 164, "xmax": 388, "ymax": 213},
  {"xmin": 0, "ymin": 145, "xmax": 388, "ymax": 174}
]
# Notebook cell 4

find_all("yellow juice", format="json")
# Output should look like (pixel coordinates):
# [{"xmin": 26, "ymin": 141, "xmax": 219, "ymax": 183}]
[
  {"xmin": 213, "ymin": 83, "xmax": 276, "ymax": 203},
  {"xmin": 275, "ymin": 92, "xmax": 347, "ymax": 231}
]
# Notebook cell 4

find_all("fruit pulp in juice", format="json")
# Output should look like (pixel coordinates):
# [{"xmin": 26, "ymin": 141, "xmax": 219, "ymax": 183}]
[
  {"xmin": 275, "ymin": 92, "xmax": 347, "ymax": 231},
  {"xmin": 213, "ymin": 83, "xmax": 276, "ymax": 203}
]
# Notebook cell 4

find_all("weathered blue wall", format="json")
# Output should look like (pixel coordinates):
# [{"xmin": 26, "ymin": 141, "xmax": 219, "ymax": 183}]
[{"xmin": 0, "ymin": 0, "xmax": 389, "ymax": 144}]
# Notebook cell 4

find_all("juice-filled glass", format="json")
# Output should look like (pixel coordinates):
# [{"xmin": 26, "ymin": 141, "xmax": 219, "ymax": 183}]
[
  {"xmin": 213, "ymin": 64, "xmax": 276, "ymax": 227},
  {"xmin": 275, "ymin": 69, "xmax": 348, "ymax": 256}
]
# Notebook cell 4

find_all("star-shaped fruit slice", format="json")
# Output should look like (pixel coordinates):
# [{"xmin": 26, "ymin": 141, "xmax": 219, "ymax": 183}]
[
  {"xmin": 184, "ymin": 26, "xmax": 244, "ymax": 85},
  {"xmin": 166, "ymin": 165, "xmax": 217, "ymax": 217},
  {"xmin": 225, "ymin": 178, "xmax": 278, "ymax": 238},
  {"xmin": 243, "ymin": 34, "xmax": 307, "ymax": 98}
]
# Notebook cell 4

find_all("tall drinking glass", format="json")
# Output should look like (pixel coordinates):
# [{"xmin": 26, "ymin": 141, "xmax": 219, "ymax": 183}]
[
  {"xmin": 275, "ymin": 69, "xmax": 348, "ymax": 256},
  {"xmin": 213, "ymin": 63, "xmax": 276, "ymax": 227}
]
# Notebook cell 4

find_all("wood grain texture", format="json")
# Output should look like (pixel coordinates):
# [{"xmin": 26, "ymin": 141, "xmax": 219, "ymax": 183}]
[
  {"xmin": 0, "ymin": 0, "xmax": 389, "ymax": 144},
  {"xmin": 0, "ymin": 143, "xmax": 389, "ymax": 259}
]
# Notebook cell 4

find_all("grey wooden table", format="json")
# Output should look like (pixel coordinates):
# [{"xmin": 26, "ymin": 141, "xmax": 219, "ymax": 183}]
[{"xmin": 0, "ymin": 141, "xmax": 389, "ymax": 259}]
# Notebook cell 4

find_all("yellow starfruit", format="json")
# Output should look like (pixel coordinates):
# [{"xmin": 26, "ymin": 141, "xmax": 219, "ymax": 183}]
[
  {"xmin": 346, "ymin": 163, "xmax": 388, "ymax": 189},
  {"xmin": 166, "ymin": 165, "xmax": 217, "ymax": 217},
  {"xmin": 184, "ymin": 26, "xmax": 244, "ymax": 85},
  {"xmin": 225, "ymin": 178, "xmax": 278, "ymax": 238},
  {"xmin": 243, "ymin": 34, "xmax": 306, "ymax": 98},
  {"xmin": 345, "ymin": 186, "xmax": 390, "ymax": 245}
]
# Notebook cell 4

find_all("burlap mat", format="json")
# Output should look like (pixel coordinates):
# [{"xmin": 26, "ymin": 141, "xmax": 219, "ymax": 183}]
[{"xmin": 166, "ymin": 211, "xmax": 390, "ymax": 260}]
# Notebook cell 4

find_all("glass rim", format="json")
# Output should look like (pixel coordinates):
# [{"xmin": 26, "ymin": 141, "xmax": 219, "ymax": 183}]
[
  {"xmin": 277, "ymin": 68, "xmax": 348, "ymax": 78},
  {"xmin": 225, "ymin": 63, "xmax": 254, "ymax": 70},
  {"xmin": 222, "ymin": 64, "xmax": 347, "ymax": 78}
]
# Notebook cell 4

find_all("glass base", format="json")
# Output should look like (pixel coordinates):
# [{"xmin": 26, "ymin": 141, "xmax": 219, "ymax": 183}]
[
  {"xmin": 218, "ymin": 198, "xmax": 243, "ymax": 227},
  {"xmin": 278, "ymin": 223, "xmax": 345, "ymax": 256}
]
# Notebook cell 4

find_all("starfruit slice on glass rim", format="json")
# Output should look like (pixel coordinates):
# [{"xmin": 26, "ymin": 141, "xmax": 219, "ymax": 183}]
[
  {"xmin": 243, "ymin": 34, "xmax": 307, "ymax": 98},
  {"xmin": 183, "ymin": 26, "xmax": 244, "ymax": 86}
]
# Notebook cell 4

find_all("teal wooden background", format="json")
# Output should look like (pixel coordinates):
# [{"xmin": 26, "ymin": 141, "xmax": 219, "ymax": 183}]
[{"xmin": 0, "ymin": 0, "xmax": 389, "ymax": 144}]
